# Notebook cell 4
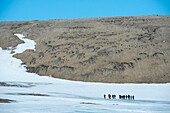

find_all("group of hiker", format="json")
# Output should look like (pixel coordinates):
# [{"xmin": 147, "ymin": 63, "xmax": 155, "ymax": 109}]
[{"xmin": 104, "ymin": 94, "xmax": 134, "ymax": 100}]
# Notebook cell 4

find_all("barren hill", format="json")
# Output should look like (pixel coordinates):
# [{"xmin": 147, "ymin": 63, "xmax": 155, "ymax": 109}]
[{"xmin": 0, "ymin": 15, "xmax": 170, "ymax": 83}]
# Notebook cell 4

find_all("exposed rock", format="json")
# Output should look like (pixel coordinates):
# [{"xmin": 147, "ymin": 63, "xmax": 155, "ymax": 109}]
[
  {"xmin": 18, "ymin": 93, "xmax": 49, "ymax": 96},
  {"xmin": 0, "ymin": 82, "xmax": 34, "ymax": 88},
  {"xmin": 80, "ymin": 102, "xmax": 101, "ymax": 105},
  {"xmin": 0, "ymin": 98, "xmax": 16, "ymax": 103},
  {"xmin": 29, "ymin": 58, "xmax": 36, "ymax": 65},
  {"xmin": 38, "ymin": 52, "xmax": 44, "ymax": 58}
]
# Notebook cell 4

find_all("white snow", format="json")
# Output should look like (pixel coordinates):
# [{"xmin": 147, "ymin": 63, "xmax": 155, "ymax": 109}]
[
  {"xmin": 0, "ymin": 34, "xmax": 170, "ymax": 113},
  {"xmin": 162, "ymin": 40, "xmax": 166, "ymax": 43},
  {"xmin": 13, "ymin": 34, "xmax": 36, "ymax": 53}
]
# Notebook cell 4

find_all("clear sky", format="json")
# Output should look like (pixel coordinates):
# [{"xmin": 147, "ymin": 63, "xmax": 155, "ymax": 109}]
[{"xmin": 0, "ymin": 0, "xmax": 170, "ymax": 21}]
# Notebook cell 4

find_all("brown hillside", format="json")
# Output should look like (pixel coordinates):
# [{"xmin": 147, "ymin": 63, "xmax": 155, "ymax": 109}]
[{"xmin": 0, "ymin": 15, "xmax": 170, "ymax": 83}]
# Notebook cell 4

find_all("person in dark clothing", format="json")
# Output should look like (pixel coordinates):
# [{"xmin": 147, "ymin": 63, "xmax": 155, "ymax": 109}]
[
  {"xmin": 128, "ymin": 95, "xmax": 130, "ymax": 100},
  {"xmin": 119, "ymin": 95, "xmax": 121, "ymax": 99},
  {"xmin": 126, "ymin": 95, "xmax": 128, "ymax": 99},
  {"xmin": 122, "ymin": 95, "xmax": 125, "ymax": 99},
  {"xmin": 112, "ymin": 95, "xmax": 116, "ymax": 99},
  {"xmin": 132, "ymin": 95, "xmax": 134, "ymax": 100},
  {"xmin": 112, "ymin": 95, "xmax": 114, "ymax": 99},
  {"xmin": 114, "ymin": 95, "xmax": 116, "ymax": 99},
  {"xmin": 104, "ymin": 94, "xmax": 106, "ymax": 99}
]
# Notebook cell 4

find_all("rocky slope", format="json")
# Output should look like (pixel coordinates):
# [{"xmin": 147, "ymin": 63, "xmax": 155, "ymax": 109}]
[{"xmin": 0, "ymin": 15, "xmax": 170, "ymax": 83}]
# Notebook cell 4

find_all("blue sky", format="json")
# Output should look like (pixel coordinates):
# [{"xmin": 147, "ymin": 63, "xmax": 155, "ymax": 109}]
[{"xmin": 0, "ymin": 0, "xmax": 170, "ymax": 21}]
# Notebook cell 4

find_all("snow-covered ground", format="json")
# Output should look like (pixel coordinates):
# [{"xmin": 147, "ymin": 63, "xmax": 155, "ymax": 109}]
[{"xmin": 0, "ymin": 34, "xmax": 170, "ymax": 113}]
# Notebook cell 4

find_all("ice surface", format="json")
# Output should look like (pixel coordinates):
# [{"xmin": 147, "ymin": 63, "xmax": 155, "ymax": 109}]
[{"xmin": 0, "ymin": 34, "xmax": 170, "ymax": 113}]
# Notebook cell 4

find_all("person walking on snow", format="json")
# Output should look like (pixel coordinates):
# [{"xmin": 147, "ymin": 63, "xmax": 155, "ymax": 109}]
[
  {"xmin": 108, "ymin": 94, "xmax": 111, "ymax": 99},
  {"xmin": 104, "ymin": 94, "xmax": 106, "ymax": 99}
]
